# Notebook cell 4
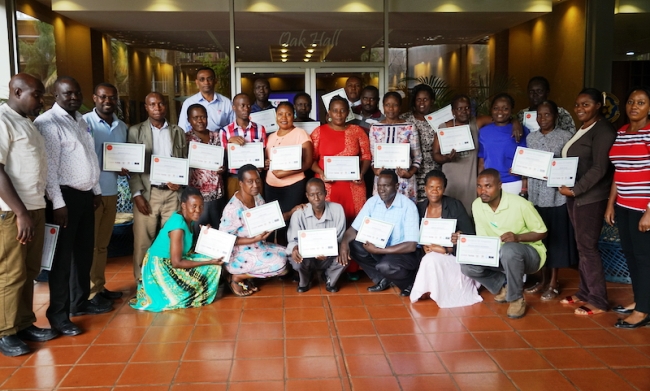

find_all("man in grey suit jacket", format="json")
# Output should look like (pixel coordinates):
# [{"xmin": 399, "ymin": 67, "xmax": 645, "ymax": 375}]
[{"xmin": 127, "ymin": 92, "xmax": 187, "ymax": 280}]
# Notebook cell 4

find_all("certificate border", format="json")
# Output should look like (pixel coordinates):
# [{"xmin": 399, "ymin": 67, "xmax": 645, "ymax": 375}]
[
  {"xmin": 195, "ymin": 227, "xmax": 236, "ymax": 262},
  {"xmin": 510, "ymin": 146, "xmax": 554, "ymax": 180},
  {"xmin": 324, "ymin": 156, "xmax": 360, "ymax": 181},
  {"xmin": 41, "ymin": 224, "xmax": 59, "ymax": 271},
  {"xmin": 297, "ymin": 228, "xmax": 339, "ymax": 258},
  {"xmin": 455, "ymin": 234, "xmax": 500, "ymax": 267},
  {"xmin": 149, "ymin": 155, "xmax": 190, "ymax": 186},
  {"xmin": 374, "ymin": 143, "xmax": 410, "ymax": 169},
  {"xmin": 243, "ymin": 200, "xmax": 286, "ymax": 238},
  {"xmin": 546, "ymin": 157, "xmax": 579, "ymax": 188},
  {"xmin": 355, "ymin": 217, "xmax": 394, "ymax": 249},
  {"xmin": 227, "ymin": 142, "xmax": 265, "ymax": 169},
  {"xmin": 102, "ymin": 142, "xmax": 145, "ymax": 173},
  {"xmin": 437, "ymin": 125, "xmax": 475, "ymax": 155},
  {"xmin": 270, "ymin": 145, "xmax": 303, "ymax": 171},
  {"xmin": 249, "ymin": 109, "xmax": 278, "ymax": 133},
  {"xmin": 418, "ymin": 218, "xmax": 457, "ymax": 247},
  {"xmin": 188, "ymin": 141, "xmax": 225, "ymax": 171}
]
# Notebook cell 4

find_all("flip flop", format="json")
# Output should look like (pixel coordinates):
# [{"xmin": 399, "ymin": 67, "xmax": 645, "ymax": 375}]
[
  {"xmin": 541, "ymin": 286, "xmax": 560, "ymax": 301},
  {"xmin": 228, "ymin": 277, "xmax": 253, "ymax": 297},
  {"xmin": 575, "ymin": 305, "xmax": 605, "ymax": 316},
  {"xmin": 560, "ymin": 295, "xmax": 584, "ymax": 304}
]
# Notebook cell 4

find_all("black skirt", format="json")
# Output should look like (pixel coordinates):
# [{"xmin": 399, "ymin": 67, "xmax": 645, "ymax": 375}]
[{"xmin": 535, "ymin": 204, "xmax": 579, "ymax": 269}]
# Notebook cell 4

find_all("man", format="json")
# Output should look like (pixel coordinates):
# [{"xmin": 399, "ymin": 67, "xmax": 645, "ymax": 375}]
[
  {"xmin": 128, "ymin": 92, "xmax": 187, "ymax": 280},
  {"xmin": 251, "ymin": 78, "xmax": 273, "ymax": 113},
  {"xmin": 516, "ymin": 76, "xmax": 576, "ymax": 134},
  {"xmin": 35, "ymin": 76, "xmax": 110, "ymax": 337},
  {"xmin": 178, "ymin": 67, "xmax": 234, "ymax": 132},
  {"xmin": 219, "ymin": 93, "xmax": 267, "ymax": 199},
  {"xmin": 293, "ymin": 92, "xmax": 315, "ymax": 122},
  {"xmin": 287, "ymin": 179, "xmax": 347, "ymax": 293},
  {"xmin": 461, "ymin": 169, "xmax": 548, "ymax": 319},
  {"xmin": 339, "ymin": 170, "xmax": 420, "ymax": 296},
  {"xmin": 344, "ymin": 76, "xmax": 362, "ymax": 108},
  {"xmin": 351, "ymin": 85, "xmax": 385, "ymax": 131},
  {"xmin": 83, "ymin": 83, "xmax": 127, "ymax": 302},
  {"xmin": 0, "ymin": 74, "xmax": 58, "ymax": 356}
]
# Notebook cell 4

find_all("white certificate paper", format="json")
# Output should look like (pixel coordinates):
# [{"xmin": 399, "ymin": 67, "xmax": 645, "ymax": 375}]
[
  {"xmin": 294, "ymin": 122, "xmax": 320, "ymax": 135},
  {"xmin": 355, "ymin": 217, "xmax": 394, "ymax": 249},
  {"xmin": 511, "ymin": 147, "xmax": 554, "ymax": 180},
  {"xmin": 195, "ymin": 227, "xmax": 236, "ymax": 261},
  {"xmin": 324, "ymin": 156, "xmax": 360, "ymax": 181},
  {"xmin": 456, "ymin": 235, "xmax": 500, "ymax": 267},
  {"xmin": 298, "ymin": 228, "xmax": 339, "ymax": 258},
  {"xmin": 149, "ymin": 156, "xmax": 189, "ymax": 185},
  {"xmin": 243, "ymin": 200, "xmax": 286, "ymax": 237},
  {"xmin": 270, "ymin": 145, "xmax": 302, "ymax": 171},
  {"xmin": 546, "ymin": 157, "xmax": 579, "ymax": 187},
  {"xmin": 41, "ymin": 224, "xmax": 59, "ymax": 271},
  {"xmin": 227, "ymin": 142, "xmax": 265, "ymax": 169},
  {"xmin": 523, "ymin": 111, "xmax": 540, "ymax": 132},
  {"xmin": 103, "ymin": 143, "xmax": 145, "ymax": 173},
  {"xmin": 419, "ymin": 218, "xmax": 457, "ymax": 247},
  {"xmin": 188, "ymin": 142, "xmax": 224, "ymax": 171},
  {"xmin": 321, "ymin": 88, "xmax": 355, "ymax": 122},
  {"xmin": 425, "ymin": 105, "xmax": 454, "ymax": 132},
  {"xmin": 250, "ymin": 109, "xmax": 278, "ymax": 133},
  {"xmin": 374, "ymin": 143, "xmax": 410, "ymax": 169},
  {"xmin": 437, "ymin": 125, "xmax": 475, "ymax": 155}
]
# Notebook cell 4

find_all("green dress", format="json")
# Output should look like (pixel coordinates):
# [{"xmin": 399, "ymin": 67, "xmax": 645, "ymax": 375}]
[{"xmin": 130, "ymin": 212, "xmax": 221, "ymax": 312}]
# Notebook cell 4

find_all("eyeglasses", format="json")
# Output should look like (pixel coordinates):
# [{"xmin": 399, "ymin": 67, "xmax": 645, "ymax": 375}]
[{"xmin": 96, "ymin": 95, "xmax": 117, "ymax": 102}]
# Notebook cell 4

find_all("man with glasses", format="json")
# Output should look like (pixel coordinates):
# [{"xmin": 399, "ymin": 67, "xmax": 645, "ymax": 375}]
[{"xmin": 178, "ymin": 67, "xmax": 234, "ymax": 133}]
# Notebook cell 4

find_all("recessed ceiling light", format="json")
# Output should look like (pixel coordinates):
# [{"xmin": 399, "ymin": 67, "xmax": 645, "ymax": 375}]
[
  {"xmin": 281, "ymin": 48, "xmax": 288, "ymax": 53},
  {"xmin": 281, "ymin": 59, "xmax": 287, "ymax": 62},
  {"xmin": 626, "ymin": 51, "xmax": 635, "ymax": 56},
  {"xmin": 307, "ymin": 49, "xmax": 314, "ymax": 53},
  {"xmin": 311, "ymin": 43, "xmax": 317, "ymax": 47},
  {"xmin": 281, "ymin": 54, "xmax": 288, "ymax": 58},
  {"xmin": 305, "ymin": 54, "xmax": 312, "ymax": 58},
  {"xmin": 235, "ymin": 46, "xmax": 240, "ymax": 49},
  {"xmin": 361, "ymin": 45, "xmax": 366, "ymax": 49},
  {"xmin": 304, "ymin": 58, "xmax": 309, "ymax": 62},
  {"xmin": 282, "ymin": 43, "xmax": 288, "ymax": 47}
]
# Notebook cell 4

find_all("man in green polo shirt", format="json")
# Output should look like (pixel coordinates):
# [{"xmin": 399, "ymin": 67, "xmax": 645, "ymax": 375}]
[{"xmin": 461, "ymin": 169, "xmax": 547, "ymax": 318}]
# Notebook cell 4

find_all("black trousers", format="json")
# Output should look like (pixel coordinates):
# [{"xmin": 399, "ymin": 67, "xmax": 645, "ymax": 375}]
[
  {"xmin": 349, "ymin": 239, "xmax": 420, "ymax": 290},
  {"xmin": 46, "ymin": 187, "xmax": 95, "ymax": 326},
  {"xmin": 616, "ymin": 205, "xmax": 650, "ymax": 314},
  {"xmin": 264, "ymin": 178, "xmax": 307, "ymax": 244}
]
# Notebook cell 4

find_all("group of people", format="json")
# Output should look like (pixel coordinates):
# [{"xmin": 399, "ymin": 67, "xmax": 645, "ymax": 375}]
[{"xmin": 1, "ymin": 68, "xmax": 649, "ymax": 358}]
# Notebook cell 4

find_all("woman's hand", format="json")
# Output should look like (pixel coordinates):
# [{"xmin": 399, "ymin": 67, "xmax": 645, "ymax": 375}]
[
  {"xmin": 423, "ymin": 244, "xmax": 446, "ymax": 254},
  {"xmin": 639, "ymin": 209, "xmax": 650, "ymax": 232},
  {"xmin": 207, "ymin": 257, "xmax": 224, "ymax": 266},
  {"xmin": 254, "ymin": 231, "xmax": 271, "ymax": 242},
  {"xmin": 604, "ymin": 205, "xmax": 616, "ymax": 226},
  {"xmin": 444, "ymin": 150, "xmax": 457, "ymax": 163},
  {"xmin": 558, "ymin": 186, "xmax": 575, "ymax": 197},
  {"xmin": 396, "ymin": 167, "xmax": 416, "ymax": 179},
  {"xmin": 450, "ymin": 231, "xmax": 462, "ymax": 246}
]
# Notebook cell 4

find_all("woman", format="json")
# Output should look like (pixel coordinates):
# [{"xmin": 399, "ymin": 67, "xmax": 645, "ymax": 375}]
[
  {"xmin": 605, "ymin": 86, "xmax": 650, "ymax": 328},
  {"xmin": 130, "ymin": 187, "xmax": 223, "ymax": 312},
  {"xmin": 478, "ymin": 93, "xmax": 529, "ymax": 195},
  {"xmin": 369, "ymin": 91, "xmax": 422, "ymax": 202},
  {"xmin": 264, "ymin": 101, "xmax": 313, "ymax": 244},
  {"xmin": 185, "ymin": 104, "xmax": 225, "ymax": 229},
  {"xmin": 433, "ymin": 94, "xmax": 480, "ymax": 213},
  {"xmin": 410, "ymin": 170, "xmax": 481, "ymax": 307},
  {"xmin": 219, "ymin": 164, "xmax": 289, "ymax": 296},
  {"xmin": 400, "ymin": 84, "xmax": 440, "ymax": 201},
  {"xmin": 559, "ymin": 88, "xmax": 616, "ymax": 316},
  {"xmin": 525, "ymin": 100, "xmax": 578, "ymax": 300}
]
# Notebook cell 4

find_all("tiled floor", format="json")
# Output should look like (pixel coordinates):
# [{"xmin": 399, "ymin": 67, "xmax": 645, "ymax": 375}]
[{"xmin": 2, "ymin": 255, "xmax": 649, "ymax": 390}]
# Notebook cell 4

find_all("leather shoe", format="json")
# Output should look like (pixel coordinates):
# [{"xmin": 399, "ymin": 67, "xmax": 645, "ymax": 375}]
[
  {"xmin": 99, "ymin": 289, "xmax": 123, "ymax": 300},
  {"xmin": 325, "ymin": 283, "xmax": 339, "ymax": 293},
  {"xmin": 367, "ymin": 278, "xmax": 390, "ymax": 292},
  {"xmin": 70, "ymin": 296, "xmax": 113, "ymax": 317},
  {"xmin": 614, "ymin": 314, "xmax": 650, "ymax": 329},
  {"xmin": 297, "ymin": 283, "xmax": 310, "ymax": 293},
  {"xmin": 400, "ymin": 285, "xmax": 413, "ymax": 297},
  {"xmin": 52, "ymin": 321, "xmax": 83, "ymax": 336},
  {"xmin": 612, "ymin": 305, "xmax": 633, "ymax": 315},
  {"xmin": 17, "ymin": 325, "xmax": 58, "ymax": 342},
  {"xmin": 0, "ymin": 335, "xmax": 30, "ymax": 357}
]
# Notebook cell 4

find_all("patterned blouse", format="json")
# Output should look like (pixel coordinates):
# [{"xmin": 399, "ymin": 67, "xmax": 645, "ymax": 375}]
[
  {"xmin": 400, "ymin": 111, "xmax": 440, "ymax": 202},
  {"xmin": 526, "ymin": 128, "xmax": 573, "ymax": 207},
  {"xmin": 517, "ymin": 107, "xmax": 576, "ymax": 135},
  {"xmin": 186, "ymin": 130, "xmax": 224, "ymax": 202}
]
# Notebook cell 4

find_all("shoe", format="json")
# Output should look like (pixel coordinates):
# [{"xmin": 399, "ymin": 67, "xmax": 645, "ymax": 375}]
[
  {"xmin": 325, "ymin": 283, "xmax": 339, "ymax": 293},
  {"xmin": 347, "ymin": 272, "xmax": 360, "ymax": 282},
  {"xmin": 17, "ymin": 325, "xmax": 58, "ymax": 342},
  {"xmin": 99, "ymin": 289, "xmax": 123, "ymax": 300},
  {"xmin": 367, "ymin": 278, "xmax": 390, "ymax": 292},
  {"xmin": 70, "ymin": 296, "xmax": 113, "ymax": 317},
  {"xmin": 0, "ymin": 335, "xmax": 30, "ymax": 357},
  {"xmin": 297, "ymin": 283, "xmax": 310, "ymax": 293},
  {"xmin": 614, "ymin": 314, "xmax": 650, "ymax": 329},
  {"xmin": 400, "ymin": 285, "xmax": 413, "ymax": 297},
  {"xmin": 612, "ymin": 305, "xmax": 634, "ymax": 315},
  {"xmin": 507, "ymin": 298, "xmax": 526, "ymax": 319},
  {"xmin": 34, "ymin": 269, "xmax": 49, "ymax": 282},
  {"xmin": 51, "ymin": 321, "xmax": 83, "ymax": 336},
  {"xmin": 494, "ymin": 285, "xmax": 508, "ymax": 303}
]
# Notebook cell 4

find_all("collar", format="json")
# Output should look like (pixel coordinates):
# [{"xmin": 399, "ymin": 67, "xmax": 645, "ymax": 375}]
[
  {"xmin": 197, "ymin": 92, "xmax": 220, "ymax": 104},
  {"xmin": 375, "ymin": 193, "xmax": 405, "ymax": 210},
  {"xmin": 481, "ymin": 191, "xmax": 510, "ymax": 214},
  {"xmin": 90, "ymin": 108, "xmax": 118, "ymax": 125},
  {"xmin": 303, "ymin": 203, "xmax": 332, "ymax": 221},
  {"xmin": 149, "ymin": 120, "xmax": 169, "ymax": 131},
  {"xmin": 52, "ymin": 102, "xmax": 81, "ymax": 121}
]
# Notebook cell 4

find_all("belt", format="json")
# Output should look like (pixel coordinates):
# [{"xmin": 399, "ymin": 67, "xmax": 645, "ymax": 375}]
[
  {"xmin": 60, "ymin": 185, "xmax": 93, "ymax": 194},
  {"xmin": 152, "ymin": 184, "xmax": 170, "ymax": 190}
]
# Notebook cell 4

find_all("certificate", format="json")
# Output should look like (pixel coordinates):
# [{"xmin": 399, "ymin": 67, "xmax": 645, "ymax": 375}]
[
  {"xmin": 250, "ymin": 109, "xmax": 278, "ymax": 133},
  {"xmin": 523, "ymin": 111, "xmax": 540, "ymax": 132},
  {"xmin": 149, "ymin": 156, "xmax": 189, "ymax": 185},
  {"xmin": 425, "ymin": 105, "xmax": 454, "ymax": 132},
  {"xmin": 227, "ymin": 142, "xmax": 265, "ymax": 169},
  {"xmin": 298, "ymin": 228, "xmax": 339, "ymax": 258},
  {"xmin": 546, "ymin": 157, "xmax": 579, "ymax": 187},
  {"xmin": 324, "ymin": 156, "xmax": 360, "ymax": 181},
  {"xmin": 188, "ymin": 142, "xmax": 224, "ymax": 171},
  {"xmin": 270, "ymin": 145, "xmax": 302, "ymax": 171},
  {"xmin": 419, "ymin": 218, "xmax": 457, "ymax": 247},
  {"xmin": 243, "ymin": 200, "xmax": 286, "ymax": 237},
  {"xmin": 456, "ymin": 235, "xmax": 500, "ymax": 267},
  {"xmin": 355, "ymin": 217, "xmax": 394, "ymax": 249},
  {"xmin": 41, "ymin": 224, "xmax": 59, "ymax": 271},
  {"xmin": 294, "ymin": 121, "xmax": 321, "ymax": 135},
  {"xmin": 195, "ymin": 227, "xmax": 236, "ymax": 261},
  {"xmin": 321, "ymin": 88, "xmax": 355, "ymax": 122},
  {"xmin": 103, "ymin": 143, "xmax": 145, "ymax": 173},
  {"xmin": 374, "ymin": 143, "xmax": 410, "ymax": 169},
  {"xmin": 511, "ymin": 147, "xmax": 554, "ymax": 180},
  {"xmin": 437, "ymin": 125, "xmax": 475, "ymax": 155}
]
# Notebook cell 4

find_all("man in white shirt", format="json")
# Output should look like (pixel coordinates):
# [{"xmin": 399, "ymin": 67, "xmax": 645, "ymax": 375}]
[
  {"xmin": 178, "ymin": 67, "xmax": 234, "ymax": 132},
  {"xmin": 0, "ymin": 74, "xmax": 59, "ymax": 356},
  {"xmin": 35, "ymin": 76, "xmax": 111, "ymax": 337},
  {"xmin": 127, "ymin": 92, "xmax": 187, "ymax": 280}
]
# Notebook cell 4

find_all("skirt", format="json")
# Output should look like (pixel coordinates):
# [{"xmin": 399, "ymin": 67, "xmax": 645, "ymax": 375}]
[{"xmin": 535, "ymin": 204, "xmax": 579, "ymax": 269}]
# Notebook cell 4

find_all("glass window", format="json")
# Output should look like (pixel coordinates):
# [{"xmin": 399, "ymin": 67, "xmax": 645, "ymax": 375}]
[{"xmin": 16, "ymin": 11, "xmax": 57, "ymax": 97}]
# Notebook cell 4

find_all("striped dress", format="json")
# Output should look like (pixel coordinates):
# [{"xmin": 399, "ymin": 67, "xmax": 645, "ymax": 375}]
[{"xmin": 609, "ymin": 123, "xmax": 650, "ymax": 211}]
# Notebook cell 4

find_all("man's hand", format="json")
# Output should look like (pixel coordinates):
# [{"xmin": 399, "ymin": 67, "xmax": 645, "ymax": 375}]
[
  {"xmin": 315, "ymin": 255, "xmax": 328, "ymax": 261},
  {"xmin": 229, "ymin": 136, "xmax": 246, "ymax": 146},
  {"xmin": 93, "ymin": 195, "xmax": 103, "ymax": 211},
  {"xmin": 53, "ymin": 206, "xmax": 68, "ymax": 228},
  {"xmin": 15, "ymin": 213, "xmax": 35, "ymax": 244},
  {"xmin": 363, "ymin": 241, "xmax": 380, "ymax": 254},
  {"xmin": 133, "ymin": 195, "xmax": 152, "ymax": 216},
  {"xmin": 500, "ymin": 232, "xmax": 519, "ymax": 243},
  {"xmin": 291, "ymin": 246, "xmax": 303, "ymax": 264},
  {"xmin": 337, "ymin": 243, "xmax": 350, "ymax": 265},
  {"xmin": 167, "ymin": 183, "xmax": 180, "ymax": 191}
]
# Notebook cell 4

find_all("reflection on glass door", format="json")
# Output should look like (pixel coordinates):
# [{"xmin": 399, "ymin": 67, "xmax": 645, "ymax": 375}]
[{"xmin": 313, "ymin": 68, "xmax": 383, "ymax": 122}]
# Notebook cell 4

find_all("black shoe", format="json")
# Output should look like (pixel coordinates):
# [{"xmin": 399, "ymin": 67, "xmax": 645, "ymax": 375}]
[
  {"xmin": 51, "ymin": 321, "xmax": 83, "ymax": 336},
  {"xmin": 612, "ymin": 305, "xmax": 634, "ymax": 315},
  {"xmin": 297, "ymin": 283, "xmax": 310, "ymax": 293},
  {"xmin": 400, "ymin": 285, "xmax": 413, "ymax": 297},
  {"xmin": 325, "ymin": 283, "xmax": 339, "ymax": 293},
  {"xmin": 34, "ymin": 269, "xmax": 49, "ymax": 283},
  {"xmin": 99, "ymin": 289, "xmax": 123, "ymax": 300},
  {"xmin": 367, "ymin": 278, "xmax": 390, "ymax": 292},
  {"xmin": 17, "ymin": 325, "xmax": 59, "ymax": 342},
  {"xmin": 0, "ymin": 335, "xmax": 30, "ymax": 357},
  {"xmin": 70, "ymin": 297, "xmax": 113, "ymax": 317},
  {"xmin": 614, "ymin": 314, "xmax": 650, "ymax": 329}
]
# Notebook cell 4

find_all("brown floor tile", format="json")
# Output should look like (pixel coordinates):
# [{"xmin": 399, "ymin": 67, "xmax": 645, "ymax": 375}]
[
  {"xmin": 331, "ymin": 306, "xmax": 370, "ymax": 321},
  {"xmin": 562, "ymin": 369, "xmax": 636, "ymax": 391},
  {"xmin": 286, "ymin": 337, "xmax": 335, "ymax": 357},
  {"xmin": 241, "ymin": 296, "xmax": 282, "ymax": 310},
  {"xmin": 191, "ymin": 323, "xmax": 239, "ymax": 341},
  {"xmin": 0, "ymin": 368, "xmax": 16, "ymax": 387},
  {"xmin": 151, "ymin": 311, "xmax": 198, "ymax": 326},
  {"xmin": 196, "ymin": 309, "xmax": 242, "ymax": 324},
  {"xmin": 453, "ymin": 372, "xmax": 517, "ymax": 391},
  {"xmin": 530, "ymin": 302, "xmax": 578, "ymax": 315},
  {"xmin": 398, "ymin": 374, "xmax": 457, "ymax": 391},
  {"xmin": 563, "ymin": 328, "xmax": 628, "ymax": 347},
  {"xmin": 609, "ymin": 326, "xmax": 650, "ymax": 345},
  {"xmin": 387, "ymin": 352, "xmax": 446, "ymax": 375},
  {"xmin": 22, "ymin": 345, "xmax": 88, "ymax": 366},
  {"xmin": 518, "ymin": 330, "xmax": 579, "ymax": 348},
  {"xmin": 113, "ymin": 386, "xmax": 178, "ymax": 391},
  {"xmin": 508, "ymin": 370, "xmax": 577, "ymax": 391},
  {"xmin": 59, "ymin": 363, "xmax": 125, "ymax": 388},
  {"xmin": 117, "ymin": 362, "xmax": 179, "ymax": 385},
  {"xmin": 228, "ymin": 381, "xmax": 284, "ymax": 391},
  {"xmin": 426, "ymin": 332, "xmax": 482, "ymax": 352},
  {"xmin": 285, "ymin": 320, "xmax": 332, "ymax": 338},
  {"xmin": 350, "ymin": 376, "xmax": 401, "ymax": 391},
  {"xmin": 637, "ymin": 344, "xmax": 650, "ymax": 358},
  {"xmin": 284, "ymin": 296, "xmax": 325, "ymax": 308},
  {"xmin": 106, "ymin": 313, "xmax": 156, "ymax": 328},
  {"xmin": 344, "ymin": 354, "xmax": 393, "ymax": 377},
  {"xmin": 237, "ymin": 322, "xmax": 284, "ymax": 339},
  {"xmin": 44, "ymin": 329, "xmax": 102, "ymax": 346},
  {"xmin": 285, "ymin": 307, "xmax": 328, "ymax": 322},
  {"xmin": 234, "ymin": 338, "xmax": 284, "ymax": 358},
  {"xmin": 587, "ymin": 346, "xmax": 650, "ymax": 367},
  {"xmin": 451, "ymin": 303, "xmax": 498, "ymax": 317},
  {"xmin": 174, "ymin": 360, "xmax": 231, "ymax": 383},
  {"xmin": 170, "ymin": 384, "xmax": 227, "ymax": 391},
  {"xmin": 504, "ymin": 315, "xmax": 557, "ymax": 330},
  {"xmin": 327, "ymin": 295, "xmax": 364, "ymax": 307},
  {"xmin": 544, "ymin": 313, "xmax": 601, "ymax": 329},
  {"xmin": 141, "ymin": 325, "xmax": 194, "ymax": 344},
  {"xmin": 78, "ymin": 344, "xmax": 136, "ymax": 364},
  {"xmin": 538, "ymin": 347, "xmax": 607, "ymax": 369},
  {"xmin": 616, "ymin": 368, "xmax": 650, "ymax": 390},
  {"xmin": 71, "ymin": 312, "xmax": 115, "ymax": 330},
  {"xmin": 380, "ymin": 334, "xmax": 434, "ymax": 353},
  {"xmin": 488, "ymin": 349, "xmax": 553, "ymax": 371},
  {"xmin": 373, "ymin": 319, "xmax": 422, "ymax": 335},
  {"xmin": 589, "ymin": 311, "xmax": 629, "ymax": 328},
  {"xmin": 338, "ymin": 336, "xmax": 385, "ymax": 355},
  {"xmin": 206, "ymin": 297, "xmax": 245, "ymax": 310},
  {"xmin": 335, "ymin": 319, "xmax": 376, "ymax": 337},
  {"xmin": 415, "ymin": 317, "xmax": 466, "ymax": 333},
  {"xmin": 240, "ymin": 308, "xmax": 284, "ymax": 323},
  {"xmin": 230, "ymin": 358, "xmax": 284, "ymax": 382},
  {"xmin": 183, "ymin": 341, "xmax": 235, "ymax": 361},
  {"xmin": 438, "ymin": 351, "xmax": 500, "ymax": 373},
  {"xmin": 93, "ymin": 327, "xmax": 146, "ymax": 345},
  {"xmin": 460, "ymin": 316, "xmax": 512, "ymax": 332},
  {"xmin": 408, "ymin": 303, "xmax": 456, "ymax": 318},
  {"xmin": 366, "ymin": 305, "xmax": 412, "ymax": 319},
  {"xmin": 361, "ymin": 294, "xmax": 405, "ymax": 306},
  {"xmin": 1, "ymin": 365, "xmax": 71, "ymax": 389},
  {"xmin": 286, "ymin": 356, "xmax": 340, "ymax": 378},
  {"xmin": 130, "ymin": 342, "xmax": 186, "ymax": 362},
  {"xmin": 471, "ymin": 331, "xmax": 530, "ymax": 349},
  {"xmin": 286, "ymin": 378, "xmax": 345, "ymax": 391}
]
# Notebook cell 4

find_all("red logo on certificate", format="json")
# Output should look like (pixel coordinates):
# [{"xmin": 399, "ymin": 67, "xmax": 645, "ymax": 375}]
[
  {"xmin": 50, "ymin": 228, "xmax": 56, "ymax": 235},
  {"xmin": 377, "ymin": 145, "xmax": 382, "ymax": 150},
  {"xmin": 423, "ymin": 220, "xmax": 429, "ymax": 226},
  {"xmin": 427, "ymin": 116, "xmax": 432, "ymax": 120},
  {"xmin": 245, "ymin": 212, "xmax": 251, "ymax": 218},
  {"xmin": 230, "ymin": 145, "xmax": 236, "ymax": 151},
  {"xmin": 273, "ymin": 149, "xmax": 277, "ymax": 154},
  {"xmin": 300, "ymin": 232, "xmax": 306, "ymax": 238},
  {"xmin": 365, "ymin": 218, "xmax": 370, "ymax": 224},
  {"xmin": 518, "ymin": 149, "xmax": 524, "ymax": 154},
  {"xmin": 106, "ymin": 145, "xmax": 113, "ymax": 151},
  {"xmin": 192, "ymin": 144, "xmax": 197, "ymax": 149},
  {"xmin": 154, "ymin": 157, "xmax": 160, "ymax": 163},
  {"xmin": 439, "ymin": 131, "xmax": 445, "ymax": 136},
  {"xmin": 327, "ymin": 158, "xmax": 332, "ymax": 163},
  {"xmin": 461, "ymin": 237, "xmax": 467, "ymax": 243},
  {"xmin": 526, "ymin": 113, "xmax": 532, "ymax": 119},
  {"xmin": 552, "ymin": 161, "xmax": 556, "ymax": 166}
]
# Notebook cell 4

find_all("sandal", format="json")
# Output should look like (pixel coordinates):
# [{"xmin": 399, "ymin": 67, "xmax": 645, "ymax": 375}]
[
  {"xmin": 228, "ymin": 277, "xmax": 253, "ymax": 297},
  {"xmin": 541, "ymin": 286, "xmax": 560, "ymax": 301},
  {"xmin": 246, "ymin": 279, "xmax": 259, "ymax": 292},
  {"xmin": 575, "ymin": 305, "xmax": 605, "ymax": 316},
  {"xmin": 524, "ymin": 282, "xmax": 544, "ymax": 294},
  {"xmin": 560, "ymin": 295, "xmax": 585, "ymax": 305}
]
